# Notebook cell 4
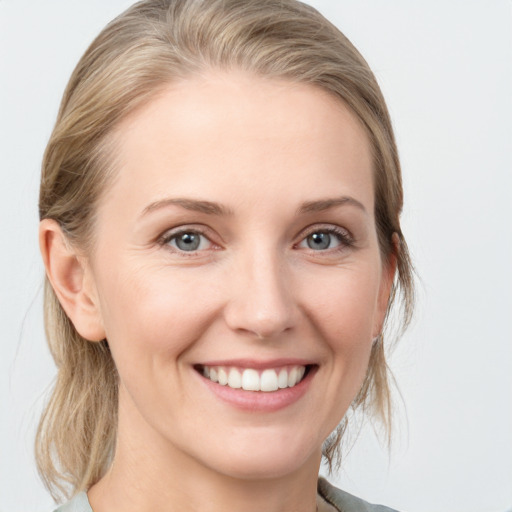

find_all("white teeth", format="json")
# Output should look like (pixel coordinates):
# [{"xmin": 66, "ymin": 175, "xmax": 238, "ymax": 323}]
[
  {"xmin": 288, "ymin": 367, "xmax": 298, "ymax": 387},
  {"xmin": 260, "ymin": 369, "xmax": 278, "ymax": 392},
  {"xmin": 201, "ymin": 365, "xmax": 307, "ymax": 392},
  {"xmin": 278, "ymin": 368, "xmax": 288, "ymax": 389},
  {"xmin": 218, "ymin": 368, "xmax": 228, "ymax": 386},
  {"xmin": 242, "ymin": 369, "xmax": 260, "ymax": 391},
  {"xmin": 228, "ymin": 368, "xmax": 242, "ymax": 389}
]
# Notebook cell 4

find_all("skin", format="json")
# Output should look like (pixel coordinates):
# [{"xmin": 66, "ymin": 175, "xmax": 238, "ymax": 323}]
[{"xmin": 40, "ymin": 71, "xmax": 395, "ymax": 512}]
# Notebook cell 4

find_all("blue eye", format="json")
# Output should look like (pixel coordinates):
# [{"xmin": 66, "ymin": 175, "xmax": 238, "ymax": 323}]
[
  {"xmin": 306, "ymin": 232, "xmax": 335, "ymax": 250},
  {"xmin": 166, "ymin": 231, "xmax": 212, "ymax": 252},
  {"xmin": 298, "ymin": 228, "xmax": 352, "ymax": 251}
]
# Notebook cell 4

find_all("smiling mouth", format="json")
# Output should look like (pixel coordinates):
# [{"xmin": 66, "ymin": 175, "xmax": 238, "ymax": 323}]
[{"xmin": 195, "ymin": 364, "xmax": 313, "ymax": 392}]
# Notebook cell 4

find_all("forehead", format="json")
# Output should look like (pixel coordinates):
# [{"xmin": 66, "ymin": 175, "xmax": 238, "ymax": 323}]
[{"xmin": 103, "ymin": 71, "xmax": 374, "ymax": 215}]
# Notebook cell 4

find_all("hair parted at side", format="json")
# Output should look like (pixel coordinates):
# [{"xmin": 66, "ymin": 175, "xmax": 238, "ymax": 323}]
[{"xmin": 37, "ymin": 0, "xmax": 414, "ymax": 501}]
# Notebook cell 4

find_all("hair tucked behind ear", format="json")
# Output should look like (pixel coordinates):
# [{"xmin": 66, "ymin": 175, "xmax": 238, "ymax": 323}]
[{"xmin": 37, "ymin": 0, "xmax": 414, "ymax": 501}]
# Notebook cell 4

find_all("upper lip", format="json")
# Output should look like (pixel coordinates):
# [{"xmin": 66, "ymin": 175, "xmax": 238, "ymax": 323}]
[{"xmin": 196, "ymin": 358, "xmax": 316, "ymax": 370}]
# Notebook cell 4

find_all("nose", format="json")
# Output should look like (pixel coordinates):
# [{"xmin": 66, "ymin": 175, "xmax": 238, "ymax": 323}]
[{"xmin": 223, "ymin": 249, "xmax": 297, "ymax": 339}]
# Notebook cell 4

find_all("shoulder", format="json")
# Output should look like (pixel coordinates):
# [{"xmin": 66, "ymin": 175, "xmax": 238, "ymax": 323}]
[
  {"xmin": 318, "ymin": 477, "xmax": 400, "ymax": 512},
  {"xmin": 53, "ymin": 492, "xmax": 92, "ymax": 512}
]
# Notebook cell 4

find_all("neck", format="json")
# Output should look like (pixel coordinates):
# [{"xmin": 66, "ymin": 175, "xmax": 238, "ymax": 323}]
[
  {"xmin": 90, "ymin": 443, "xmax": 321, "ymax": 512},
  {"xmin": 88, "ymin": 393, "xmax": 322, "ymax": 512}
]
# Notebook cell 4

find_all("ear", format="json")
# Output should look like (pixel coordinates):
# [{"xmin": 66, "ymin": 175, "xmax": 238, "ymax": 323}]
[
  {"xmin": 39, "ymin": 219, "xmax": 106, "ymax": 342},
  {"xmin": 373, "ymin": 232, "xmax": 399, "ymax": 338}
]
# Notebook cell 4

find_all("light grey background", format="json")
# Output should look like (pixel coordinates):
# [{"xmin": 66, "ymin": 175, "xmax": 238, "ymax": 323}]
[{"xmin": 1, "ymin": 1, "xmax": 511, "ymax": 511}]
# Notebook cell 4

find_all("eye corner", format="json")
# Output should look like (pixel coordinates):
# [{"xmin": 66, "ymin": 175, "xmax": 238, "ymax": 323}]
[
  {"xmin": 294, "ymin": 224, "xmax": 355, "ymax": 253},
  {"xmin": 158, "ymin": 226, "xmax": 221, "ymax": 255}
]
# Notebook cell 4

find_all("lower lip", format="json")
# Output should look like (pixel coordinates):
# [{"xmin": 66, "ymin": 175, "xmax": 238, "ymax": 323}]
[{"xmin": 196, "ymin": 367, "xmax": 317, "ymax": 412}]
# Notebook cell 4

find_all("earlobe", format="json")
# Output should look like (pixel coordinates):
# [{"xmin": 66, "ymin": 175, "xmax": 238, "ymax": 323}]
[{"xmin": 39, "ymin": 219, "xmax": 106, "ymax": 342}]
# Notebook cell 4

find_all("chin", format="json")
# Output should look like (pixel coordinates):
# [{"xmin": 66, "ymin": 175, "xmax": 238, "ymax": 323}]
[{"xmin": 197, "ymin": 433, "xmax": 323, "ymax": 481}]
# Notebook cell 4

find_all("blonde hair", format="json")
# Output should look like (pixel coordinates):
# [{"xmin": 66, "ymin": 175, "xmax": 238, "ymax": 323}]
[{"xmin": 37, "ymin": 0, "xmax": 414, "ymax": 501}]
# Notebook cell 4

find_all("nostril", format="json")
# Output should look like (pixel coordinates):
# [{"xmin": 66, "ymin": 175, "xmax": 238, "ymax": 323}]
[{"xmin": 222, "ymin": 269, "xmax": 297, "ymax": 338}]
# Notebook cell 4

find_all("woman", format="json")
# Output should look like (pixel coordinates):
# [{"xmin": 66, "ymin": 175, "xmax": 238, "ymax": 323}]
[{"xmin": 37, "ymin": 1, "xmax": 414, "ymax": 511}]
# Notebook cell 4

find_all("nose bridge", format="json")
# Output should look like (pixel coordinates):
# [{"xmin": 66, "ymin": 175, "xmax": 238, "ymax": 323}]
[{"xmin": 224, "ymin": 242, "xmax": 296, "ymax": 338}]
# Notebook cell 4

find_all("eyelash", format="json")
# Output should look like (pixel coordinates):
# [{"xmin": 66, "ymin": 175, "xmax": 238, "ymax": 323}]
[
  {"xmin": 295, "ymin": 225, "xmax": 354, "ymax": 252},
  {"xmin": 158, "ymin": 225, "xmax": 354, "ymax": 256},
  {"xmin": 158, "ymin": 227, "xmax": 216, "ymax": 256}
]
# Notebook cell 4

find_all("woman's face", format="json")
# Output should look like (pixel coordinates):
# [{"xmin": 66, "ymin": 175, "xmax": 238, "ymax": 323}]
[{"xmin": 84, "ymin": 72, "xmax": 393, "ymax": 480}]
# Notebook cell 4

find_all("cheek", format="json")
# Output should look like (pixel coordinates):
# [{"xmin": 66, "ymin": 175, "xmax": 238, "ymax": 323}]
[
  {"xmin": 293, "ymin": 263, "xmax": 382, "ymax": 434},
  {"xmin": 95, "ymin": 263, "xmax": 219, "ymax": 374},
  {"xmin": 300, "ymin": 261, "xmax": 381, "ymax": 348}
]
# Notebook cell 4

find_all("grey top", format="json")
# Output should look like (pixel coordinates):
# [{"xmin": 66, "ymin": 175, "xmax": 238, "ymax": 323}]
[
  {"xmin": 54, "ymin": 477, "xmax": 399, "ymax": 512},
  {"xmin": 54, "ymin": 491, "xmax": 91, "ymax": 512},
  {"xmin": 317, "ymin": 478, "xmax": 399, "ymax": 512}
]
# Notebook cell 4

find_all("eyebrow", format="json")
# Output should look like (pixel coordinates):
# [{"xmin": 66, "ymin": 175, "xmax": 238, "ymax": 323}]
[
  {"xmin": 298, "ymin": 196, "xmax": 367, "ymax": 215},
  {"xmin": 141, "ymin": 198, "xmax": 234, "ymax": 217},
  {"xmin": 141, "ymin": 195, "xmax": 367, "ymax": 218}
]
